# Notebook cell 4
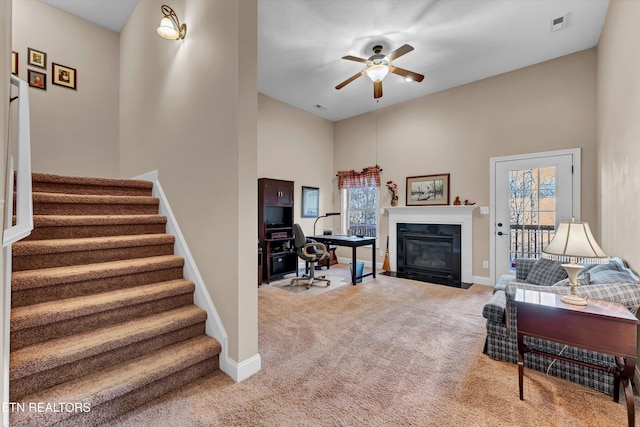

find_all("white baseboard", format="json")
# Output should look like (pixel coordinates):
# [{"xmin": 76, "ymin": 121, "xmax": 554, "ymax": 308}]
[
  {"xmin": 222, "ymin": 353, "xmax": 262, "ymax": 383},
  {"xmin": 472, "ymin": 276, "xmax": 493, "ymax": 286},
  {"xmin": 333, "ymin": 258, "xmax": 493, "ymax": 287}
]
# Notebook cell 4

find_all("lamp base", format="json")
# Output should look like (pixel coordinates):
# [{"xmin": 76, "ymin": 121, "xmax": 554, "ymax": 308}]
[
  {"xmin": 561, "ymin": 263, "xmax": 588, "ymax": 306},
  {"xmin": 561, "ymin": 293, "xmax": 588, "ymax": 306}
]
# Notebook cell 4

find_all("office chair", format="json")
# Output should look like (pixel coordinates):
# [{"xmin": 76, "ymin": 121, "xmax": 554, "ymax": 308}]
[{"xmin": 290, "ymin": 223, "xmax": 331, "ymax": 289}]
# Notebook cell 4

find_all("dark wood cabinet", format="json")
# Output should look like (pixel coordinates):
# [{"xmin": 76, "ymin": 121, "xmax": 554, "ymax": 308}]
[
  {"xmin": 258, "ymin": 178, "xmax": 297, "ymax": 284},
  {"xmin": 262, "ymin": 178, "xmax": 293, "ymax": 207}
]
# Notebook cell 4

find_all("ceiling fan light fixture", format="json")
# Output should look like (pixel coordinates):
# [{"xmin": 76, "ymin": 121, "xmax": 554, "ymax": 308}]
[{"xmin": 366, "ymin": 64, "xmax": 390, "ymax": 82}]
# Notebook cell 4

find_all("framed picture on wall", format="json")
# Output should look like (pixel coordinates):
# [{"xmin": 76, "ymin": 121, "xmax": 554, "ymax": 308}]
[
  {"xmin": 11, "ymin": 51, "xmax": 18, "ymax": 76},
  {"xmin": 52, "ymin": 63, "xmax": 77, "ymax": 90},
  {"xmin": 301, "ymin": 186, "xmax": 319, "ymax": 218},
  {"xmin": 406, "ymin": 173, "xmax": 450, "ymax": 206},
  {"xmin": 27, "ymin": 69, "xmax": 46, "ymax": 90},
  {"xmin": 27, "ymin": 47, "xmax": 47, "ymax": 69}
]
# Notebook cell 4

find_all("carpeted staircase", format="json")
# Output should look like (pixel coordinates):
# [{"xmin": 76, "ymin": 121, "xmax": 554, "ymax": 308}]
[{"xmin": 9, "ymin": 173, "xmax": 221, "ymax": 427}]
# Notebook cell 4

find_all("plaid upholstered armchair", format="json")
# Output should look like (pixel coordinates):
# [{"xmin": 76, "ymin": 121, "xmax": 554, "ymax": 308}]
[{"xmin": 482, "ymin": 257, "xmax": 640, "ymax": 395}]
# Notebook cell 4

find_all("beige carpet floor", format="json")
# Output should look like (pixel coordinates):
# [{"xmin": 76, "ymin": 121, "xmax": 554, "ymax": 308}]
[
  {"xmin": 265, "ymin": 265, "xmax": 350, "ymax": 296},
  {"xmin": 111, "ymin": 265, "xmax": 638, "ymax": 426}
]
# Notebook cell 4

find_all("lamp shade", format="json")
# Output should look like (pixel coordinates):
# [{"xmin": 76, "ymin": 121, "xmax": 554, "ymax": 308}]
[
  {"xmin": 366, "ymin": 64, "xmax": 390, "ymax": 82},
  {"xmin": 157, "ymin": 17, "xmax": 179, "ymax": 39},
  {"xmin": 541, "ymin": 220, "xmax": 608, "ymax": 264}
]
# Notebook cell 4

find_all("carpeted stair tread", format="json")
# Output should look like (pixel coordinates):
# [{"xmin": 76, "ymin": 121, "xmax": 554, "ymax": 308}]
[
  {"xmin": 30, "ymin": 214, "xmax": 167, "ymax": 227},
  {"xmin": 23, "ymin": 214, "xmax": 168, "ymax": 240},
  {"xmin": 10, "ymin": 279, "xmax": 195, "ymax": 332},
  {"xmin": 11, "ymin": 255, "xmax": 184, "ymax": 291},
  {"xmin": 10, "ymin": 335, "xmax": 220, "ymax": 427},
  {"xmin": 31, "ymin": 192, "xmax": 159, "ymax": 206},
  {"xmin": 13, "ymin": 233, "xmax": 175, "ymax": 256},
  {"xmin": 12, "ymin": 234, "xmax": 176, "ymax": 271},
  {"xmin": 10, "ymin": 305, "xmax": 207, "ymax": 381},
  {"xmin": 29, "ymin": 172, "xmax": 153, "ymax": 196},
  {"xmin": 29, "ymin": 192, "xmax": 160, "ymax": 216}
]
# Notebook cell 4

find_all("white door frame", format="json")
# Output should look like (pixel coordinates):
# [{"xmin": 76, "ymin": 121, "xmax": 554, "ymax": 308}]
[{"xmin": 489, "ymin": 148, "xmax": 581, "ymax": 284}]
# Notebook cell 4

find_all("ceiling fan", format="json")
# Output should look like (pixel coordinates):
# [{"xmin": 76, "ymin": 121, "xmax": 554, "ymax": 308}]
[{"xmin": 335, "ymin": 44, "xmax": 425, "ymax": 99}]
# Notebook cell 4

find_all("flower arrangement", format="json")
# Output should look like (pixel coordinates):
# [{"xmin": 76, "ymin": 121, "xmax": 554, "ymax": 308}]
[{"xmin": 386, "ymin": 180, "xmax": 399, "ymax": 206}]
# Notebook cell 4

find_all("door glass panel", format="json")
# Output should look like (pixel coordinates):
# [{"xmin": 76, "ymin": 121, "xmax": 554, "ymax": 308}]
[{"xmin": 508, "ymin": 167, "xmax": 557, "ymax": 268}]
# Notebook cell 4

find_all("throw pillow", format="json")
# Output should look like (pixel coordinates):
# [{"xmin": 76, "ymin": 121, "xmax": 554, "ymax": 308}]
[
  {"xmin": 553, "ymin": 272, "xmax": 590, "ymax": 287},
  {"xmin": 526, "ymin": 258, "xmax": 568, "ymax": 286}
]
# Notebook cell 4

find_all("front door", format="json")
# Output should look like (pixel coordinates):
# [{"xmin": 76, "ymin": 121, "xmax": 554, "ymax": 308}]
[{"xmin": 491, "ymin": 149, "xmax": 580, "ymax": 281}]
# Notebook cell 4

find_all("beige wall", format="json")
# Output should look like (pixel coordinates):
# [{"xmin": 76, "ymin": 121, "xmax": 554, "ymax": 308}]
[
  {"xmin": 597, "ymin": 0, "xmax": 640, "ymax": 272},
  {"xmin": 597, "ymin": 0, "xmax": 640, "ymax": 385},
  {"xmin": 334, "ymin": 49, "xmax": 598, "ymax": 278},
  {"xmin": 12, "ymin": 0, "xmax": 119, "ymax": 178},
  {"xmin": 119, "ymin": 0, "xmax": 258, "ymax": 364},
  {"xmin": 258, "ymin": 94, "xmax": 335, "ymax": 237}
]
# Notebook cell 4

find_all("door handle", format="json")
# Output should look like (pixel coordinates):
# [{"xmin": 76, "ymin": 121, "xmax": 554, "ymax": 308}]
[
  {"xmin": 497, "ymin": 222, "xmax": 503, "ymax": 227},
  {"xmin": 497, "ymin": 231, "xmax": 504, "ymax": 236}
]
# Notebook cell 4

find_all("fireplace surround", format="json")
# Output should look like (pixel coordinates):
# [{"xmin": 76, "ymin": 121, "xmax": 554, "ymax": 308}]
[{"xmin": 385, "ymin": 206, "xmax": 477, "ymax": 285}]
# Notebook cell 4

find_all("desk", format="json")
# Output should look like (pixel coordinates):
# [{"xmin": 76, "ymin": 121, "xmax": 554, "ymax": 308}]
[
  {"xmin": 515, "ymin": 289, "xmax": 638, "ymax": 427},
  {"xmin": 311, "ymin": 235, "xmax": 375, "ymax": 285}
]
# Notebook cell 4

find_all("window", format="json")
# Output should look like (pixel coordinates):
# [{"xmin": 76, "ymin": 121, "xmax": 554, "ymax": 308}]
[
  {"xmin": 508, "ymin": 167, "xmax": 557, "ymax": 261},
  {"xmin": 341, "ymin": 186, "xmax": 378, "ymax": 238}
]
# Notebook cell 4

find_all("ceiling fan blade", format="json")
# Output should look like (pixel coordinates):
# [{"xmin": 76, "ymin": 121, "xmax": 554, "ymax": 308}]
[
  {"xmin": 386, "ymin": 44, "xmax": 414, "ymax": 61},
  {"xmin": 389, "ymin": 66, "xmax": 424, "ymax": 82},
  {"xmin": 374, "ymin": 81, "xmax": 383, "ymax": 99},
  {"xmin": 342, "ymin": 55, "xmax": 368, "ymax": 64},
  {"xmin": 335, "ymin": 71, "xmax": 365, "ymax": 90}
]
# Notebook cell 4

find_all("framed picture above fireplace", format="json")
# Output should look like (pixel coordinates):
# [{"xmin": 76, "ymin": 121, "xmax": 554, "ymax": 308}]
[{"xmin": 406, "ymin": 173, "xmax": 450, "ymax": 206}]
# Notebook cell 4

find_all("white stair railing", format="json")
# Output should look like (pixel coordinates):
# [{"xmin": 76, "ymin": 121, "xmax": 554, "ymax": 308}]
[
  {"xmin": 3, "ymin": 75, "xmax": 33, "ymax": 246},
  {"xmin": 3, "ymin": 75, "xmax": 33, "ymax": 427}
]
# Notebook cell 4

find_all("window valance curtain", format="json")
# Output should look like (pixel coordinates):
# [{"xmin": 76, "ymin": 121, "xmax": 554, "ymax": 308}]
[{"xmin": 337, "ymin": 165, "xmax": 382, "ymax": 189}]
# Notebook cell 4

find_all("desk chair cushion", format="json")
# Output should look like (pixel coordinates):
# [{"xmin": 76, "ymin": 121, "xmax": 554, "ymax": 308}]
[{"xmin": 305, "ymin": 238, "xmax": 317, "ymax": 254}]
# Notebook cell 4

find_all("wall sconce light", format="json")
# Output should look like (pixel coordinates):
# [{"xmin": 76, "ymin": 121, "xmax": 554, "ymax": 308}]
[{"xmin": 157, "ymin": 5, "xmax": 187, "ymax": 40}]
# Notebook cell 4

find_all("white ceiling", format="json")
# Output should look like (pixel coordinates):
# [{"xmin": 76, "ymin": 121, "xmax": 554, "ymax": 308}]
[
  {"xmin": 38, "ymin": 0, "xmax": 609, "ymax": 122},
  {"xmin": 39, "ymin": 0, "xmax": 140, "ymax": 33}
]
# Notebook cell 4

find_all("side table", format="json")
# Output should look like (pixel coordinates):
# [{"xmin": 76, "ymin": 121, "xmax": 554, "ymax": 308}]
[{"xmin": 514, "ymin": 289, "xmax": 638, "ymax": 427}]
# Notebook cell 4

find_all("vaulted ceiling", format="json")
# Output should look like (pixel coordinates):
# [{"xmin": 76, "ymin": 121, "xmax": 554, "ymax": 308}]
[{"xmin": 39, "ymin": 0, "xmax": 609, "ymax": 121}]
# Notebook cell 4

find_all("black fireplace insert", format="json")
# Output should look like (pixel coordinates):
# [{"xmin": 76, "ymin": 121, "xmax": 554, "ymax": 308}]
[{"xmin": 395, "ymin": 223, "xmax": 465, "ymax": 288}]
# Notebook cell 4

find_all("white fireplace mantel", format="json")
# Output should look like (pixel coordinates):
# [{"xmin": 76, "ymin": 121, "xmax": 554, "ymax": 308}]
[{"xmin": 384, "ymin": 205, "xmax": 477, "ymax": 283}]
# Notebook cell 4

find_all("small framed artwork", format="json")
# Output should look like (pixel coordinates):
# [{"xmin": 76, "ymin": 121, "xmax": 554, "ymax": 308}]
[
  {"xmin": 28, "ymin": 69, "xmax": 46, "ymax": 90},
  {"xmin": 11, "ymin": 51, "xmax": 18, "ymax": 76},
  {"xmin": 27, "ymin": 47, "xmax": 47, "ymax": 69},
  {"xmin": 52, "ymin": 63, "xmax": 77, "ymax": 90},
  {"xmin": 301, "ymin": 186, "xmax": 319, "ymax": 218},
  {"xmin": 406, "ymin": 173, "xmax": 450, "ymax": 206}
]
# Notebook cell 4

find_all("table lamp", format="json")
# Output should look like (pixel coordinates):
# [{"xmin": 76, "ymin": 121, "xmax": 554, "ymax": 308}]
[
  {"xmin": 313, "ymin": 212, "xmax": 340, "ymax": 236},
  {"xmin": 541, "ymin": 219, "xmax": 609, "ymax": 306}
]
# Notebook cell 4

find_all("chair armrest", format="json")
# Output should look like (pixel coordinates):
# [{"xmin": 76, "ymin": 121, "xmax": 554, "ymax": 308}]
[
  {"xmin": 303, "ymin": 242, "xmax": 328, "ymax": 261},
  {"xmin": 482, "ymin": 290, "xmax": 507, "ymax": 323}
]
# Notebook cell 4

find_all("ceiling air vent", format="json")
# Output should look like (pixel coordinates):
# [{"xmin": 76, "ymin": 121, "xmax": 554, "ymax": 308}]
[{"xmin": 550, "ymin": 15, "xmax": 568, "ymax": 32}]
